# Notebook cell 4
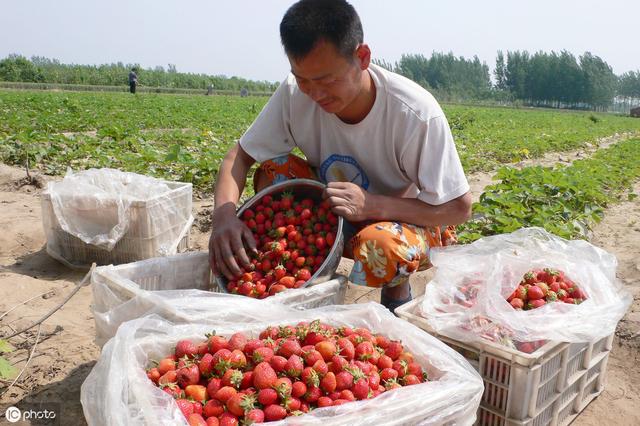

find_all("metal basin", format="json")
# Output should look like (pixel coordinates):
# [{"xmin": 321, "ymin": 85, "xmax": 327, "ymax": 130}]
[{"xmin": 214, "ymin": 178, "xmax": 344, "ymax": 293}]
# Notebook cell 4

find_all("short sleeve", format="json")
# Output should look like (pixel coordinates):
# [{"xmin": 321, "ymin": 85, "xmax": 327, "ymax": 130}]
[
  {"xmin": 239, "ymin": 78, "xmax": 295, "ymax": 162},
  {"xmin": 401, "ymin": 115, "xmax": 470, "ymax": 205}
]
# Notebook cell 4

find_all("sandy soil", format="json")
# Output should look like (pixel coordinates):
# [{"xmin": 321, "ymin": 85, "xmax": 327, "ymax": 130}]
[{"xmin": 0, "ymin": 154, "xmax": 638, "ymax": 425}]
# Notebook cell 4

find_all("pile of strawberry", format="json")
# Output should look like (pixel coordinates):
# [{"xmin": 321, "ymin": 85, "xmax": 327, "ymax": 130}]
[
  {"xmin": 146, "ymin": 321, "xmax": 428, "ymax": 425},
  {"xmin": 225, "ymin": 191, "xmax": 339, "ymax": 298},
  {"xmin": 507, "ymin": 268, "xmax": 587, "ymax": 310}
]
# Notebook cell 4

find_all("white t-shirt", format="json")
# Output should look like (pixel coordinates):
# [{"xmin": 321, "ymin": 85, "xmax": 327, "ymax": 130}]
[{"xmin": 239, "ymin": 64, "xmax": 469, "ymax": 206}]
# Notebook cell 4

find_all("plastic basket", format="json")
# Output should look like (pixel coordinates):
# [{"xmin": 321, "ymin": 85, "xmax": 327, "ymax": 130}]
[
  {"xmin": 396, "ymin": 296, "xmax": 612, "ymax": 426},
  {"xmin": 91, "ymin": 252, "xmax": 348, "ymax": 346},
  {"xmin": 42, "ymin": 180, "xmax": 193, "ymax": 269}
]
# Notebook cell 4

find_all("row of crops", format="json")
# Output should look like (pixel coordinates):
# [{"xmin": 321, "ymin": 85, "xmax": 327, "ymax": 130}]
[{"xmin": 1, "ymin": 89, "xmax": 639, "ymax": 240}]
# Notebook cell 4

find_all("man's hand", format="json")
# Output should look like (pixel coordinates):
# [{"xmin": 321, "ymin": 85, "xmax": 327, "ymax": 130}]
[
  {"xmin": 323, "ymin": 181, "xmax": 378, "ymax": 222},
  {"xmin": 209, "ymin": 202, "xmax": 257, "ymax": 280}
]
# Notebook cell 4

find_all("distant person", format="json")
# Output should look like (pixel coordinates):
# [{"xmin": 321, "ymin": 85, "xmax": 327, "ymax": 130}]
[
  {"xmin": 128, "ymin": 68, "xmax": 138, "ymax": 94},
  {"xmin": 240, "ymin": 87, "xmax": 249, "ymax": 97},
  {"xmin": 207, "ymin": 84, "xmax": 214, "ymax": 96},
  {"xmin": 209, "ymin": 0, "xmax": 471, "ymax": 314}
]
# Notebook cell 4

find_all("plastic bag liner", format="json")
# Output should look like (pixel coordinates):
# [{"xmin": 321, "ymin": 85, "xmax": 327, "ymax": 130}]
[
  {"xmin": 81, "ymin": 302, "xmax": 484, "ymax": 426},
  {"xmin": 421, "ymin": 227, "xmax": 632, "ymax": 344},
  {"xmin": 46, "ymin": 168, "xmax": 174, "ymax": 250}
]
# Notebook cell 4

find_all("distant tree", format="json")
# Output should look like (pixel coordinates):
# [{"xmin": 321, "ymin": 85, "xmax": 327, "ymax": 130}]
[
  {"xmin": 580, "ymin": 52, "xmax": 617, "ymax": 109},
  {"xmin": 494, "ymin": 51, "xmax": 507, "ymax": 91}
]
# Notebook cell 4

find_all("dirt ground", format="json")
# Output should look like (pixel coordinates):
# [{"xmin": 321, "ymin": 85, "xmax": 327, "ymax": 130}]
[{"xmin": 0, "ymin": 159, "xmax": 638, "ymax": 425}]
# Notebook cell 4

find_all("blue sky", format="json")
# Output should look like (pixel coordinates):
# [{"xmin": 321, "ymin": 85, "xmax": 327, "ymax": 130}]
[{"xmin": 1, "ymin": 0, "xmax": 638, "ymax": 82}]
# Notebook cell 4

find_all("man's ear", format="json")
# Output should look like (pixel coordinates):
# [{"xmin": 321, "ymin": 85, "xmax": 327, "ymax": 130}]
[{"xmin": 355, "ymin": 44, "xmax": 371, "ymax": 70}]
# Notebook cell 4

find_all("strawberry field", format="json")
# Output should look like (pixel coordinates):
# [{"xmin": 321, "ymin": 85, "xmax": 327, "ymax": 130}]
[{"xmin": 2, "ymin": 90, "xmax": 640, "ymax": 195}]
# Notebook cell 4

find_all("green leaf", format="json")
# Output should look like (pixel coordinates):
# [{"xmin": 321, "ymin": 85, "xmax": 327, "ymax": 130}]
[
  {"xmin": 0, "ymin": 339, "xmax": 14, "ymax": 353},
  {"xmin": 0, "ymin": 356, "xmax": 17, "ymax": 379}
]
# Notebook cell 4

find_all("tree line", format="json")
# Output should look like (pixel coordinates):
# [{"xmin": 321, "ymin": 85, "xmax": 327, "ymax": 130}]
[
  {"xmin": 1, "ymin": 53, "xmax": 639, "ymax": 111},
  {"xmin": 0, "ymin": 55, "xmax": 279, "ymax": 93},
  {"xmin": 375, "ymin": 50, "xmax": 639, "ymax": 111}
]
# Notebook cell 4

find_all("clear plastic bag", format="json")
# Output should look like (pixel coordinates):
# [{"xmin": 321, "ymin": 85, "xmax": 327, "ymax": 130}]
[
  {"xmin": 90, "ymin": 252, "xmax": 348, "ymax": 347},
  {"xmin": 44, "ymin": 168, "xmax": 184, "ymax": 250},
  {"xmin": 81, "ymin": 302, "xmax": 483, "ymax": 426},
  {"xmin": 421, "ymin": 227, "xmax": 632, "ymax": 345}
]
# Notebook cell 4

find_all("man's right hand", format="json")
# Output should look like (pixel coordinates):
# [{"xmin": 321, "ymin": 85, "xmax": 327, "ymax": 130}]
[{"xmin": 209, "ymin": 202, "xmax": 257, "ymax": 280}]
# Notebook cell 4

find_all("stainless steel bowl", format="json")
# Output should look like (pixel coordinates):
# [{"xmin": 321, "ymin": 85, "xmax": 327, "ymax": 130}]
[{"xmin": 214, "ymin": 178, "xmax": 344, "ymax": 293}]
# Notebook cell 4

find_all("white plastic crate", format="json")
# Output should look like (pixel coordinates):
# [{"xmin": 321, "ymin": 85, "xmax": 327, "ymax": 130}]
[
  {"xmin": 42, "ymin": 179, "xmax": 193, "ymax": 269},
  {"xmin": 396, "ymin": 296, "xmax": 613, "ymax": 426},
  {"xmin": 91, "ymin": 251, "xmax": 348, "ymax": 346}
]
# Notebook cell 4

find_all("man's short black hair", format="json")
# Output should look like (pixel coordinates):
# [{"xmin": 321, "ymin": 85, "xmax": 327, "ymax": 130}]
[{"xmin": 280, "ymin": 0, "xmax": 363, "ymax": 61}]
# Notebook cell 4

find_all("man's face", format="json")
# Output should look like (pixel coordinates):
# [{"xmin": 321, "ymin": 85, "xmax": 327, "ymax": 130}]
[{"xmin": 289, "ymin": 40, "xmax": 364, "ymax": 115}]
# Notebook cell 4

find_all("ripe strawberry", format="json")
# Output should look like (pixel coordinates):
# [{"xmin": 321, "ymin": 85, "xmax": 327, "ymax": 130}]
[
  {"xmin": 335, "ymin": 370, "xmax": 354, "ymax": 391},
  {"xmin": 221, "ymin": 368, "xmax": 243, "ymax": 389},
  {"xmin": 527, "ymin": 285, "xmax": 545, "ymax": 300},
  {"xmin": 352, "ymin": 378, "xmax": 370, "ymax": 400},
  {"xmin": 355, "ymin": 341, "xmax": 375, "ymax": 361},
  {"xmin": 403, "ymin": 374, "xmax": 421, "ymax": 385},
  {"xmin": 320, "ymin": 371, "xmax": 337, "ymax": 393},
  {"xmin": 339, "ymin": 389, "xmax": 356, "ymax": 401},
  {"xmin": 218, "ymin": 412, "xmax": 239, "ymax": 426},
  {"xmin": 380, "ymin": 368, "xmax": 399, "ymax": 382},
  {"xmin": 177, "ymin": 364, "xmax": 200, "ymax": 388},
  {"xmin": 184, "ymin": 385, "xmax": 207, "ymax": 402},
  {"xmin": 175, "ymin": 399, "xmax": 195, "ymax": 418},
  {"xmin": 536, "ymin": 282, "xmax": 549, "ymax": 297},
  {"xmin": 301, "ymin": 366, "xmax": 320, "ymax": 387},
  {"xmin": 264, "ymin": 404, "xmax": 287, "ymax": 421},
  {"xmin": 198, "ymin": 353, "xmax": 214, "ymax": 377},
  {"xmin": 244, "ymin": 409, "xmax": 265, "ymax": 424},
  {"xmin": 229, "ymin": 349, "xmax": 247, "ymax": 368},
  {"xmin": 303, "ymin": 385, "xmax": 322, "ymax": 403},
  {"xmin": 527, "ymin": 299, "xmax": 546, "ymax": 309},
  {"xmin": 384, "ymin": 341, "xmax": 403, "ymax": 360},
  {"xmin": 315, "ymin": 340, "xmax": 337, "ymax": 361},
  {"xmin": 285, "ymin": 354, "xmax": 304, "ymax": 378},
  {"xmin": 302, "ymin": 349, "xmax": 323, "ymax": 366},
  {"xmin": 214, "ymin": 386, "xmax": 237, "ymax": 403},
  {"xmin": 336, "ymin": 338, "xmax": 355, "ymax": 360},
  {"xmin": 226, "ymin": 393, "xmax": 256, "ymax": 417},
  {"xmin": 510, "ymin": 298, "xmax": 524, "ymax": 309},
  {"xmin": 318, "ymin": 396, "xmax": 333, "ymax": 407},
  {"xmin": 292, "ymin": 380, "xmax": 307, "ymax": 398},
  {"xmin": 147, "ymin": 367, "xmax": 160, "ymax": 384},
  {"xmin": 253, "ymin": 361, "xmax": 278, "ymax": 390},
  {"xmin": 330, "ymin": 354, "xmax": 348, "ymax": 373},
  {"xmin": 175, "ymin": 339, "xmax": 198, "ymax": 358},
  {"xmin": 187, "ymin": 413, "xmax": 207, "ymax": 426},
  {"xmin": 206, "ymin": 377, "xmax": 222, "ymax": 398},
  {"xmin": 368, "ymin": 372, "xmax": 381, "ymax": 389},
  {"xmin": 252, "ymin": 346, "xmax": 274, "ymax": 363},
  {"xmin": 278, "ymin": 339, "xmax": 302, "ymax": 358},
  {"xmin": 203, "ymin": 399, "xmax": 224, "ymax": 418},
  {"xmin": 258, "ymin": 388, "xmax": 278, "ymax": 406},
  {"xmin": 270, "ymin": 355, "xmax": 288, "ymax": 373},
  {"xmin": 158, "ymin": 357, "xmax": 176, "ymax": 375}
]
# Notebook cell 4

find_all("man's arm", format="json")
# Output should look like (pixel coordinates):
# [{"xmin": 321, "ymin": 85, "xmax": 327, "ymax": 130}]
[
  {"xmin": 323, "ymin": 181, "xmax": 472, "ymax": 227},
  {"xmin": 369, "ymin": 190, "xmax": 472, "ymax": 226},
  {"xmin": 209, "ymin": 143, "xmax": 258, "ymax": 279}
]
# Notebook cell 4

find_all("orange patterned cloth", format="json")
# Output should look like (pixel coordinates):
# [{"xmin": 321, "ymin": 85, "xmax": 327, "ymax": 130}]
[{"xmin": 256, "ymin": 154, "xmax": 458, "ymax": 288}]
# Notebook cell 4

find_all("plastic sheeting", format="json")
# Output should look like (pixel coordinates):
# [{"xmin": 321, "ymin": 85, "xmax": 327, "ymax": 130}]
[
  {"xmin": 421, "ymin": 227, "xmax": 632, "ymax": 345},
  {"xmin": 44, "ymin": 168, "xmax": 187, "ymax": 251},
  {"xmin": 81, "ymin": 301, "xmax": 484, "ymax": 426}
]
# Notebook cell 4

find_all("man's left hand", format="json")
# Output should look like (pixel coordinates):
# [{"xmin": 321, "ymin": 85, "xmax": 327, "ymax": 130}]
[{"xmin": 323, "ymin": 181, "xmax": 377, "ymax": 222}]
